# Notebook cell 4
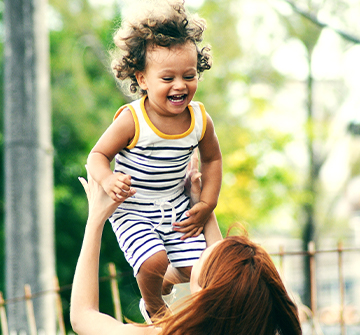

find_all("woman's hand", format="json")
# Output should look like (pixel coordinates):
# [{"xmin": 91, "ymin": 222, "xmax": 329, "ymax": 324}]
[
  {"xmin": 79, "ymin": 166, "xmax": 136, "ymax": 223},
  {"xmin": 184, "ymin": 148, "xmax": 202, "ymax": 206}
]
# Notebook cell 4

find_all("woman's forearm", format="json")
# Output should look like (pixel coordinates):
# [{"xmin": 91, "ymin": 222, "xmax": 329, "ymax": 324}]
[
  {"xmin": 70, "ymin": 218, "xmax": 104, "ymax": 325},
  {"xmin": 70, "ymin": 175, "xmax": 147, "ymax": 335}
]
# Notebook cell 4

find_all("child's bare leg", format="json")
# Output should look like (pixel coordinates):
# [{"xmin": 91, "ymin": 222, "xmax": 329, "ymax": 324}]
[
  {"xmin": 203, "ymin": 212, "xmax": 223, "ymax": 247},
  {"xmin": 136, "ymin": 250, "xmax": 169, "ymax": 317},
  {"xmin": 162, "ymin": 265, "xmax": 191, "ymax": 295}
]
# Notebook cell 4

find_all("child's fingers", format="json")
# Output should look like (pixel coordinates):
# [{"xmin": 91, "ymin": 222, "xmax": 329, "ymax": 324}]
[
  {"xmin": 180, "ymin": 227, "xmax": 203, "ymax": 240},
  {"xmin": 114, "ymin": 187, "xmax": 136, "ymax": 201},
  {"xmin": 114, "ymin": 174, "xmax": 133, "ymax": 195},
  {"xmin": 116, "ymin": 183, "xmax": 130, "ymax": 192},
  {"xmin": 184, "ymin": 206, "xmax": 199, "ymax": 218},
  {"xmin": 115, "ymin": 173, "xmax": 132, "ymax": 185},
  {"xmin": 114, "ymin": 184, "xmax": 136, "ymax": 198},
  {"xmin": 109, "ymin": 192, "xmax": 121, "ymax": 202},
  {"xmin": 173, "ymin": 219, "xmax": 203, "ymax": 232},
  {"xmin": 172, "ymin": 216, "xmax": 193, "ymax": 228}
]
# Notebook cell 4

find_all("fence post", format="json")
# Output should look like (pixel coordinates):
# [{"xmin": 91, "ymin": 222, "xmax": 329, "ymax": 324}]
[
  {"xmin": 308, "ymin": 241, "xmax": 317, "ymax": 335},
  {"xmin": 54, "ymin": 276, "xmax": 66, "ymax": 335},
  {"xmin": 338, "ymin": 241, "xmax": 346, "ymax": 335},
  {"xmin": 0, "ymin": 291, "xmax": 9, "ymax": 335},
  {"xmin": 109, "ymin": 263, "xmax": 123, "ymax": 322},
  {"xmin": 278, "ymin": 245, "xmax": 285, "ymax": 279},
  {"xmin": 24, "ymin": 284, "xmax": 37, "ymax": 335}
]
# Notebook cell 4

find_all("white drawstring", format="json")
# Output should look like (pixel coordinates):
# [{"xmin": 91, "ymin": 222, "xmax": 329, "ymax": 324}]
[{"xmin": 152, "ymin": 200, "xmax": 176, "ymax": 231}]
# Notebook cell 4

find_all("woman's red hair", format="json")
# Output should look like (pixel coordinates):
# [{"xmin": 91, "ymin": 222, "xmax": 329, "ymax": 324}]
[{"xmin": 157, "ymin": 235, "xmax": 302, "ymax": 335}]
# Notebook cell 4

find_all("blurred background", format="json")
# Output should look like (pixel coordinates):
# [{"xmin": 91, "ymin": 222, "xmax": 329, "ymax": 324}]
[{"xmin": 1, "ymin": 0, "xmax": 360, "ymax": 333}]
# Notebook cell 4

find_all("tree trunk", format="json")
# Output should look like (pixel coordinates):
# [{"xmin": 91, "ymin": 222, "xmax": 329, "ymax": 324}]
[
  {"xmin": 4, "ymin": 0, "xmax": 56, "ymax": 332},
  {"xmin": 302, "ymin": 47, "xmax": 317, "ymax": 309}
]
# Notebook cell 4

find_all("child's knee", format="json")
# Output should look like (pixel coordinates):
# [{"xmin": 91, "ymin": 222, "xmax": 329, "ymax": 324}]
[
  {"xmin": 177, "ymin": 266, "xmax": 192, "ymax": 280},
  {"xmin": 139, "ymin": 251, "xmax": 169, "ymax": 276}
]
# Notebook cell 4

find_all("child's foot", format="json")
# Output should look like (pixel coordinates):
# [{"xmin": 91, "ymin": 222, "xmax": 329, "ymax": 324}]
[
  {"xmin": 139, "ymin": 298, "xmax": 152, "ymax": 324},
  {"xmin": 162, "ymin": 287, "xmax": 176, "ymax": 307}
]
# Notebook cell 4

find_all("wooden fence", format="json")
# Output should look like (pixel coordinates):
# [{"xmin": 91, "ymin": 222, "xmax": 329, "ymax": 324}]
[
  {"xmin": 271, "ymin": 242, "xmax": 360, "ymax": 335},
  {"xmin": 1, "ymin": 242, "xmax": 360, "ymax": 335},
  {"xmin": 0, "ymin": 263, "xmax": 123, "ymax": 335}
]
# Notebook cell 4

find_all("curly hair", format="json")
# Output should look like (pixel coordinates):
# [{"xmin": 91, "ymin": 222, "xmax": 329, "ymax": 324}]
[{"xmin": 111, "ymin": 0, "xmax": 212, "ymax": 96}]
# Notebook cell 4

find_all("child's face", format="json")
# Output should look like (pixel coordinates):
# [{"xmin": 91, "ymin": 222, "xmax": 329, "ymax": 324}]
[{"xmin": 136, "ymin": 41, "xmax": 198, "ymax": 117}]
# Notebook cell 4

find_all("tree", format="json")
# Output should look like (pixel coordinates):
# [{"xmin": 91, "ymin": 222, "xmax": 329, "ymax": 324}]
[
  {"xmin": 274, "ymin": 0, "xmax": 360, "ymax": 308},
  {"xmin": 195, "ymin": 0, "xmax": 300, "ymax": 232},
  {"xmin": 4, "ymin": 0, "xmax": 56, "ymax": 332},
  {"xmin": 199, "ymin": 0, "xmax": 360, "ymax": 309}
]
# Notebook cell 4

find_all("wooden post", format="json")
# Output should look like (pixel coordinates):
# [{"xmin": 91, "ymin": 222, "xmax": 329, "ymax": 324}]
[
  {"xmin": 308, "ymin": 242, "xmax": 317, "ymax": 315},
  {"xmin": 108, "ymin": 263, "xmax": 123, "ymax": 322},
  {"xmin": 308, "ymin": 241, "xmax": 317, "ymax": 335},
  {"xmin": 24, "ymin": 285, "xmax": 37, "ymax": 335},
  {"xmin": 278, "ymin": 245, "xmax": 285, "ymax": 279},
  {"xmin": 338, "ymin": 241, "xmax": 346, "ymax": 335},
  {"xmin": 0, "ymin": 292, "xmax": 9, "ymax": 335},
  {"xmin": 54, "ymin": 276, "xmax": 66, "ymax": 335}
]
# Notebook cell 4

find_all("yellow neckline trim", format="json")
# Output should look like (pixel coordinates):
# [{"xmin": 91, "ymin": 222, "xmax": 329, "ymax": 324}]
[{"xmin": 140, "ymin": 96, "xmax": 195, "ymax": 139}]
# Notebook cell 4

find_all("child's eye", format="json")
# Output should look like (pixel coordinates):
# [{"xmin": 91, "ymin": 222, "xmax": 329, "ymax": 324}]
[
  {"xmin": 162, "ymin": 77, "xmax": 173, "ymax": 81},
  {"xmin": 184, "ymin": 75, "xmax": 195, "ymax": 80}
]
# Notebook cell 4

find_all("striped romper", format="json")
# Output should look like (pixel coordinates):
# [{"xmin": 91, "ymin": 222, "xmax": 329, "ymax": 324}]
[{"xmin": 109, "ymin": 96, "xmax": 207, "ymax": 276}]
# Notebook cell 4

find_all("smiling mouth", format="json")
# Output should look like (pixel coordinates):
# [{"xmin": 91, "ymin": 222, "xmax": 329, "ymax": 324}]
[{"xmin": 168, "ymin": 94, "xmax": 187, "ymax": 102}]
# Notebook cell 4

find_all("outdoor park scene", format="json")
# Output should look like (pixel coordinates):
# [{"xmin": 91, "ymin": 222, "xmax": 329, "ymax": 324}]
[{"xmin": 1, "ymin": 0, "xmax": 360, "ymax": 333}]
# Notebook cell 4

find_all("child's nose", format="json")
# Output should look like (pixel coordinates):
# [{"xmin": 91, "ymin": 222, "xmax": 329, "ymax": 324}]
[{"xmin": 174, "ymin": 78, "xmax": 186, "ymax": 90}]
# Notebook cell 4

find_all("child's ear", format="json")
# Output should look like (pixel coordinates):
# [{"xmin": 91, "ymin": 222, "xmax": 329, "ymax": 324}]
[{"xmin": 135, "ymin": 71, "xmax": 148, "ymax": 91}]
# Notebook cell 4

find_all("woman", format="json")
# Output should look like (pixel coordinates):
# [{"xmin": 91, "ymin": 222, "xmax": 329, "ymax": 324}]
[{"xmin": 70, "ymin": 169, "xmax": 302, "ymax": 335}]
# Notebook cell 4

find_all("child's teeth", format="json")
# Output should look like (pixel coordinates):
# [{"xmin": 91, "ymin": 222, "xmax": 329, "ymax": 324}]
[{"xmin": 170, "ymin": 95, "xmax": 184, "ymax": 101}]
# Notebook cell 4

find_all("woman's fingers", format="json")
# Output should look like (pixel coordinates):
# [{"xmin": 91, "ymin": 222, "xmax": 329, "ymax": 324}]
[
  {"xmin": 78, "ymin": 177, "xmax": 90, "ymax": 199},
  {"xmin": 190, "ymin": 148, "xmax": 199, "ymax": 170},
  {"xmin": 78, "ymin": 176, "xmax": 88, "ymax": 191},
  {"xmin": 191, "ymin": 171, "xmax": 202, "ymax": 183}
]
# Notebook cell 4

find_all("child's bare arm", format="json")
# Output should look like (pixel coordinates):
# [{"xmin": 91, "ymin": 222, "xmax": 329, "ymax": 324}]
[
  {"xmin": 87, "ymin": 108, "xmax": 136, "ymax": 202},
  {"xmin": 198, "ymin": 114, "xmax": 222, "ymax": 209},
  {"xmin": 173, "ymin": 113, "xmax": 222, "ymax": 239},
  {"xmin": 184, "ymin": 151, "xmax": 222, "ymax": 245}
]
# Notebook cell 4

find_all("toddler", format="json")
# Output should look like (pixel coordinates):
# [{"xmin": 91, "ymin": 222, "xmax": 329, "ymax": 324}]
[{"xmin": 87, "ymin": 0, "xmax": 222, "ymax": 322}]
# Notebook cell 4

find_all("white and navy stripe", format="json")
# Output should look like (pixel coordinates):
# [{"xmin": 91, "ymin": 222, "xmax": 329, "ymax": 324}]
[{"xmin": 109, "ymin": 96, "xmax": 207, "ymax": 276}]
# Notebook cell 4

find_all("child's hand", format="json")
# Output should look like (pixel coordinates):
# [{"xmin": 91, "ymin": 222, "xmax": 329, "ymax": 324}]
[
  {"xmin": 101, "ymin": 172, "xmax": 136, "ymax": 202},
  {"xmin": 79, "ymin": 169, "xmax": 121, "ymax": 222},
  {"xmin": 172, "ymin": 201, "xmax": 212, "ymax": 240}
]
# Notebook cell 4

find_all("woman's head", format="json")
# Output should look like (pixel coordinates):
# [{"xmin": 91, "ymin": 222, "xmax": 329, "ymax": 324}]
[
  {"xmin": 111, "ymin": 0, "xmax": 211, "ymax": 96},
  {"xmin": 161, "ymin": 234, "xmax": 302, "ymax": 335}
]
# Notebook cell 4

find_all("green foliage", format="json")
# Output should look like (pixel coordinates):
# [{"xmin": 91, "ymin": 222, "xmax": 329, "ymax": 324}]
[
  {"xmin": 49, "ymin": 0, "xmax": 141, "ymax": 327},
  {"xmin": 193, "ymin": 0, "xmax": 301, "ymax": 235},
  {"xmin": 4, "ymin": 0, "xmax": 351, "ymax": 329},
  {"xmin": 0, "ymin": 32, "xmax": 4, "ymax": 302},
  {"xmin": 216, "ymin": 126, "xmax": 300, "ymax": 229}
]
